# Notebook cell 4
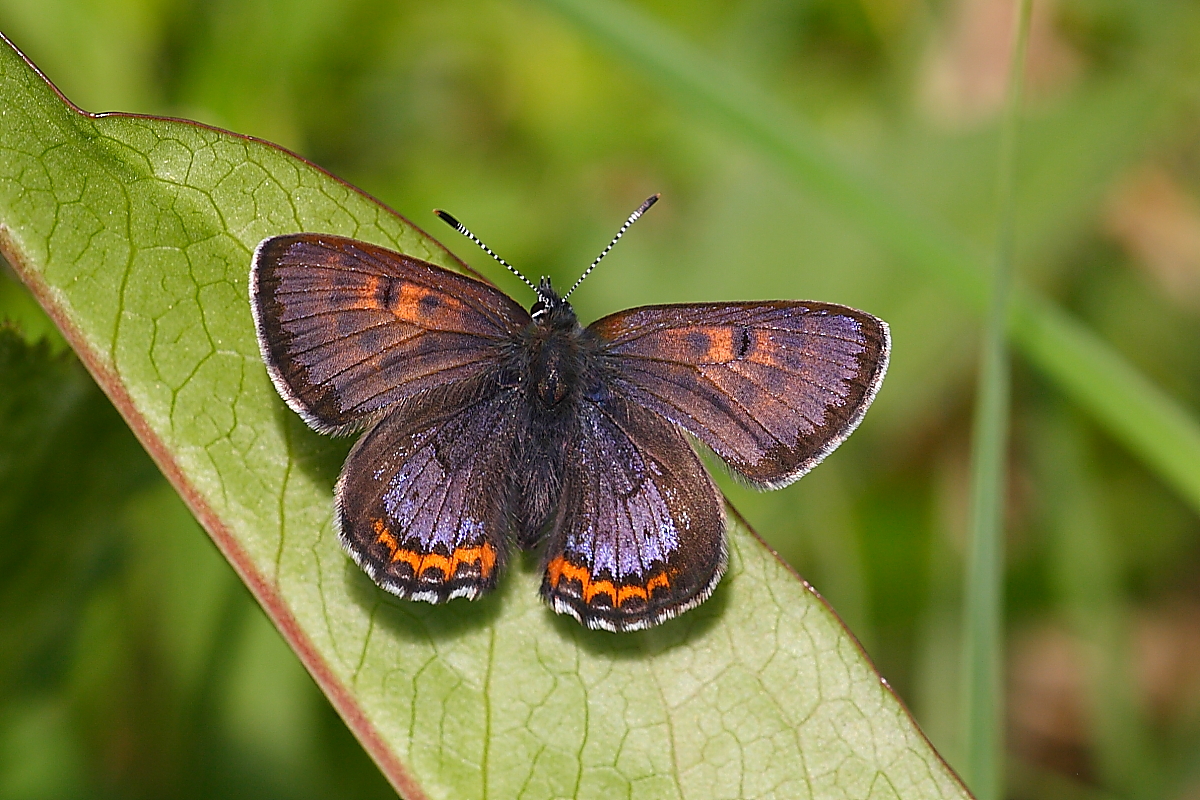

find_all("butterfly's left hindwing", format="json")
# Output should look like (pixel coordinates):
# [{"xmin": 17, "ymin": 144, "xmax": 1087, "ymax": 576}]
[
  {"xmin": 336, "ymin": 383, "xmax": 519, "ymax": 603},
  {"xmin": 590, "ymin": 302, "xmax": 889, "ymax": 488},
  {"xmin": 541, "ymin": 392, "xmax": 726, "ymax": 632}
]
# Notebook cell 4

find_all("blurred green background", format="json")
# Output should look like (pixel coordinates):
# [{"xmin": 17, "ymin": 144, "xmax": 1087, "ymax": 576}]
[{"xmin": 1, "ymin": 0, "xmax": 1198, "ymax": 798}]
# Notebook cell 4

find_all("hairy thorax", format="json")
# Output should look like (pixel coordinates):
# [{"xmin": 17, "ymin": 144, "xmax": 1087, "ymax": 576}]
[{"xmin": 507, "ymin": 301, "xmax": 603, "ymax": 547}]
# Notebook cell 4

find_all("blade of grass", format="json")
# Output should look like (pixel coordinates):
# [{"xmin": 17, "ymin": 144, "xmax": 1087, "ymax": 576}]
[
  {"xmin": 535, "ymin": 0, "xmax": 1200, "ymax": 516},
  {"xmin": 960, "ymin": 3, "xmax": 1032, "ymax": 798}
]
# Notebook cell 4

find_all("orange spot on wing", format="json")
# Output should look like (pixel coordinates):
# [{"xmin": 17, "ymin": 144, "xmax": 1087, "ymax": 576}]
[
  {"xmin": 373, "ymin": 518, "xmax": 398, "ymax": 553},
  {"xmin": 747, "ymin": 329, "xmax": 782, "ymax": 367},
  {"xmin": 546, "ymin": 554, "xmax": 566, "ymax": 586},
  {"xmin": 616, "ymin": 583, "xmax": 647, "ymax": 604},
  {"xmin": 343, "ymin": 275, "xmax": 385, "ymax": 311},
  {"xmin": 475, "ymin": 542, "xmax": 498, "ymax": 576},
  {"xmin": 389, "ymin": 282, "xmax": 462, "ymax": 325},
  {"xmin": 390, "ymin": 548, "xmax": 422, "ymax": 572},
  {"xmin": 416, "ymin": 551, "xmax": 453, "ymax": 575},
  {"xmin": 547, "ymin": 556, "xmax": 672, "ymax": 607},
  {"xmin": 664, "ymin": 326, "xmax": 737, "ymax": 364},
  {"xmin": 702, "ymin": 327, "xmax": 736, "ymax": 363},
  {"xmin": 646, "ymin": 572, "xmax": 670, "ymax": 592}
]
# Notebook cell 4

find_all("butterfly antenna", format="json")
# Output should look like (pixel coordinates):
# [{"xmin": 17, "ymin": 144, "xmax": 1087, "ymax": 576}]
[
  {"xmin": 433, "ymin": 209, "xmax": 543, "ymax": 299},
  {"xmin": 563, "ymin": 193, "xmax": 660, "ymax": 301}
]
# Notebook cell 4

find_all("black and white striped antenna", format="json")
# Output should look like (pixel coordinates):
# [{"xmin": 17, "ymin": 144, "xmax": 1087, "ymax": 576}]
[
  {"xmin": 434, "ymin": 193, "xmax": 660, "ymax": 304},
  {"xmin": 563, "ymin": 193, "xmax": 659, "ymax": 301},
  {"xmin": 433, "ymin": 209, "xmax": 544, "ymax": 301}
]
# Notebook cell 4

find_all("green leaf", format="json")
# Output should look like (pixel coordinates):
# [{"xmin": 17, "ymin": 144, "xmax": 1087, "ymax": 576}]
[{"xmin": 0, "ymin": 34, "xmax": 970, "ymax": 800}]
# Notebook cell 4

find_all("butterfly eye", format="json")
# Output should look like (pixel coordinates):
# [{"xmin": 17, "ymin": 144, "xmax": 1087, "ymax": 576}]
[{"xmin": 531, "ymin": 299, "xmax": 549, "ymax": 319}]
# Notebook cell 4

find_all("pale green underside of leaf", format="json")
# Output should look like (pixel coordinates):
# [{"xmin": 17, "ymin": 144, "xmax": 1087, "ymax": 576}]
[{"xmin": 0, "ymin": 36, "xmax": 969, "ymax": 800}]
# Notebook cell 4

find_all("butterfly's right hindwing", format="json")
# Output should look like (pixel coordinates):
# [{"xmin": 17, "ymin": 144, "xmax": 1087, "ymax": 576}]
[{"xmin": 540, "ymin": 392, "xmax": 727, "ymax": 632}]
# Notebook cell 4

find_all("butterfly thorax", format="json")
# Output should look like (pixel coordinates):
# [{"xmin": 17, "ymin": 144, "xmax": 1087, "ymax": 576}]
[{"xmin": 523, "ymin": 280, "xmax": 592, "ymax": 410}]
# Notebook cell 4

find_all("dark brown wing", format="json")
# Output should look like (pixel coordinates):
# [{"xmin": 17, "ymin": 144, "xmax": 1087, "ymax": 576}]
[
  {"xmin": 541, "ymin": 392, "xmax": 726, "ymax": 632},
  {"xmin": 336, "ymin": 382, "xmax": 519, "ymax": 603},
  {"xmin": 589, "ymin": 302, "xmax": 889, "ymax": 488},
  {"xmin": 251, "ymin": 233, "xmax": 530, "ymax": 434}
]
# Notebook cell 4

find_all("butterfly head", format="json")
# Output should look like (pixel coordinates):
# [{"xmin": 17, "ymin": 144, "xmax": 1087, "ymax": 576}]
[{"xmin": 530, "ymin": 276, "xmax": 575, "ymax": 326}]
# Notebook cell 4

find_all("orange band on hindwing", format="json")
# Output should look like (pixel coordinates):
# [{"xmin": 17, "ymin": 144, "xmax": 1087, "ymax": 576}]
[
  {"xmin": 372, "ymin": 519, "xmax": 496, "ymax": 580},
  {"xmin": 546, "ymin": 555, "xmax": 672, "ymax": 606}
]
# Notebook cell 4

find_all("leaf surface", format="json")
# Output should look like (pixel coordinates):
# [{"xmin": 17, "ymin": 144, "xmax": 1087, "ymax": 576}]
[{"xmin": 0, "ymin": 35, "xmax": 970, "ymax": 800}]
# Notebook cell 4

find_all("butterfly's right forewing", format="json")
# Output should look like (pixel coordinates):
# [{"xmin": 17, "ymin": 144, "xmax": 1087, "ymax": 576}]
[
  {"xmin": 591, "ymin": 302, "xmax": 889, "ymax": 488},
  {"xmin": 251, "ymin": 233, "xmax": 530, "ymax": 434}
]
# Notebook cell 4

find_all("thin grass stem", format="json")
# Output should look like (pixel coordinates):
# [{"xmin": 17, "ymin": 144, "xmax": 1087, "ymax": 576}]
[{"xmin": 960, "ymin": 3, "xmax": 1033, "ymax": 798}]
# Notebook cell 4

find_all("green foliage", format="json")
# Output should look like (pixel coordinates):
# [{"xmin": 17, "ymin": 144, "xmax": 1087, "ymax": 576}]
[
  {"xmin": 0, "ymin": 32, "xmax": 969, "ymax": 800},
  {"xmin": 2, "ymin": 0, "xmax": 1200, "ymax": 798}
]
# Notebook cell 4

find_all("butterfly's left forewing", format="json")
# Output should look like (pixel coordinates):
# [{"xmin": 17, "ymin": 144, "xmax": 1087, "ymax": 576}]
[
  {"xmin": 590, "ymin": 302, "xmax": 889, "ymax": 488},
  {"xmin": 251, "ymin": 233, "xmax": 530, "ymax": 434},
  {"xmin": 541, "ymin": 392, "xmax": 726, "ymax": 632}
]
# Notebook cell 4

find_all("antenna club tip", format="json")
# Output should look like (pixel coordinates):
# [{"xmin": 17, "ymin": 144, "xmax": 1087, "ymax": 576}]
[{"xmin": 433, "ymin": 209, "xmax": 461, "ymax": 229}]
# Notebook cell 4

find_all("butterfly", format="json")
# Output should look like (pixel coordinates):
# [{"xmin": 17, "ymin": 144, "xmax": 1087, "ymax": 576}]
[{"xmin": 249, "ymin": 195, "xmax": 889, "ymax": 632}]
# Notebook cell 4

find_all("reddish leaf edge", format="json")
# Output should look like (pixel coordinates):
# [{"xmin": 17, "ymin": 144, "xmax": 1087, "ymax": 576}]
[
  {"xmin": 0, "ymin": 31, "xmax": 974, "ymax": 800},
  {"xmin": 0, "ymin": 30, "xmax": 435, "ymax": 800},
  {"xmin": 0, "ymin": 222, "xmax": 419, "ymax": 800}
]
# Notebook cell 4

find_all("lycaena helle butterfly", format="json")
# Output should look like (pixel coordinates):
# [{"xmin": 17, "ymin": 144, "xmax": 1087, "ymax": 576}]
[{"xmin": 250, "ymin": 195, "xmax": 889, "ymax": 631}]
